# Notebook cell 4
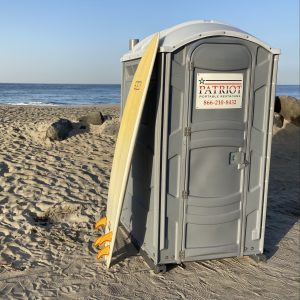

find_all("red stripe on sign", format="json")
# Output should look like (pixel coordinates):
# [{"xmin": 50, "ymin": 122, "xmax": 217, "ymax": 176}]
[{"xmin": 202, "ymin": 83, "xmax": 242, "ymax": 85}]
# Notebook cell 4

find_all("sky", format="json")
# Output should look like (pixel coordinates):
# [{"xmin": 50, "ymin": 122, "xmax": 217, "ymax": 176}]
[{"xmin": 0, "ymin": 0, "xmax": 299, "ymax": 84}]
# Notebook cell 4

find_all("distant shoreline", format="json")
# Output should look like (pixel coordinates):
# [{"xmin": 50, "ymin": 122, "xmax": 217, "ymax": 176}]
[
  {"xmin": 0, "ymin": 83, "xmax": 298, "ymax": 106},
  {"xmin": 0, "ymin": 83, "xmax": 298, "ymax": 86},
  {"xmin": 0, "ymin": 83, "xmax": 121, "ymax": 86},
  {"xmin": 0, "ymin": 102, "xmax": 121, "ymax": 107},
  {"xmin": 0, "ymin": 103, "xmax": 119, "ymax": 109}
]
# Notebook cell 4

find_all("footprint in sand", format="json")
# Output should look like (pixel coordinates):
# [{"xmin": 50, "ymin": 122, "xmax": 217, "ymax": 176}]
[{"xmin": 32, "ymin": 203, "xmax": 89, "ymax": 226}]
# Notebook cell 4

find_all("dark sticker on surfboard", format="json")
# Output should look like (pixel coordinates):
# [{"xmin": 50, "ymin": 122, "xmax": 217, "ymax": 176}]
[{"xmin": 134, "ymin": 81, "xmax": 142, "ymax": 90}]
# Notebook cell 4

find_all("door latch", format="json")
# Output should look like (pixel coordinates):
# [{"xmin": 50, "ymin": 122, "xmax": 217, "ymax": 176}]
[{"xmin": 229, "ymin": 151, "xmax": 249, "ymax": 169}]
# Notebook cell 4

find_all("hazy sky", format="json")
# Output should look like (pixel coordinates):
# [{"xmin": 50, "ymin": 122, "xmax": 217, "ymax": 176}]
[{"xmin": 0, "ymin": 0, "xmax": 299, "ymax": 84}]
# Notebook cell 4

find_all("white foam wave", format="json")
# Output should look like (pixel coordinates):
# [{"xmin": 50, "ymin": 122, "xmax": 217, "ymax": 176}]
[{"xmin": 7, "ymin": 101, "xmax": 59, "ymax": 106}]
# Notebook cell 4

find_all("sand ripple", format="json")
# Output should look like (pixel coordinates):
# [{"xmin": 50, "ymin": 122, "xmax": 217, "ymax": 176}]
[{"xmin": 0, "ymin": 105, "xmax": 299, "ymax": 299}]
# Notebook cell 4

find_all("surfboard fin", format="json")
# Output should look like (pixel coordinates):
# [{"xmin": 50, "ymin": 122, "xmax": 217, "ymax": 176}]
[
  {"xmin": 94, "ymin": 231, "xmax": 113, "ymax": 247},
  {"xmin": 96, "ymin": 245, "xmax": 110, "ymax": 260},
  {"xmin": 95, "ymin": 216, "xmax": 107, "ymax": 229}
]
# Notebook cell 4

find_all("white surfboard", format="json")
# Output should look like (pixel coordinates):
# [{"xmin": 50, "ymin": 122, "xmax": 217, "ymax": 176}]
[{"xmin": 94, "ymin": 33, "xmax": 160, "ymax": 268}]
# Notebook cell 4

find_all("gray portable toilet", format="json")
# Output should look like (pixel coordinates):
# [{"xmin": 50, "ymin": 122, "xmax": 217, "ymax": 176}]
[{"xmin": 120, "ymin": 20, "xmax": 280, "ymax": 272}]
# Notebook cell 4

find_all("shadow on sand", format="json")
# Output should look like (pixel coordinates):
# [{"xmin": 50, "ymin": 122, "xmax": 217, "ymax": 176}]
[{"xmin": 264, "ymin": 123, "xmax": 300, "ymax": 258}]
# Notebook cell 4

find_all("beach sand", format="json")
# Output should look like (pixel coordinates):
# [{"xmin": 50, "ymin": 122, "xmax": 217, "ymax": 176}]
[{"xmin": 0, "ymin": 105, "xmax": 299, "ymax": 299}]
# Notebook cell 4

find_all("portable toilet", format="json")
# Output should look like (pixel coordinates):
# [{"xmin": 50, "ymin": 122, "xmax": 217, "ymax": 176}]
[{"xmin": 120, "ymin": 20, "xmax": 280, "ymax": 272}]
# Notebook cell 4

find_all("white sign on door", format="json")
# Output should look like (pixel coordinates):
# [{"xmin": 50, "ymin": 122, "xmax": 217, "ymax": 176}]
[{"xmin": 196, "ymin": 73, "xmax": 243, "ymax": 109}]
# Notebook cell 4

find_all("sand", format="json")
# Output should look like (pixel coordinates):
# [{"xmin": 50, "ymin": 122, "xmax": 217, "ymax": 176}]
[{"xmin": 0, "ymin": 105, "xmax": 299, "ymax": 299}]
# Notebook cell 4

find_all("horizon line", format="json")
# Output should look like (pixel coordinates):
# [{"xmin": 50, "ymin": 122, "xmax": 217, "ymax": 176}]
[
  {"xmin": 0, "ymin": 82, "xmax": 299, "ymax": 86},
  {"xmin": 0, "ymin": 82, "xmax": 121, "ymax": 85}
]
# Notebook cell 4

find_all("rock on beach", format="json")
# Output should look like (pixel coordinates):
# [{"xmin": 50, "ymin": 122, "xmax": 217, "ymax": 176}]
[
  {"xmin": 78, "ymin": 111, "xmax": 105, "ymax": 125},
  {"xmin": 46, "ymin": 118, "xmax": 73, "ymax": 141},
  {"xmin": 275, "ymin": 95, "xmax": 300, "ymax": 126}
]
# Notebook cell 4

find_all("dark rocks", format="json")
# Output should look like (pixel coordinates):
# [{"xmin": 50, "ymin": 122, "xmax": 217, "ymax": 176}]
[
  {"xmin": 273, "ymin": 112, "xmax": 284, "ymax": 128},
  {"xmin": 274, "ymin": 96, "xmax": 281, "ymax": 114},
  {"xmin": 275, "ymin": 96, "xmax": 300, "ymax": 126},
  {"xmin": 103, "ymin": 114, "xmax": 112, "ymax": 121},
  {"xmin": 101, "ymin": 120, "xmax": 119, "ymax": 136},
  {"xmin": 46, "ymin": 118, "xmax": 73, "ymax": 141},
  {"xmin": 0, "ymin": 162, "xmax": 9, "ymax": 175},
  {"xmin": 78, "ymin": 111, "xmax": 105, "ymax": 125}
]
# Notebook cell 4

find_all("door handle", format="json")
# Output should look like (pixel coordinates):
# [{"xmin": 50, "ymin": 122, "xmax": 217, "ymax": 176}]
[
  {"xmin": 238, "ymin": 159, "xmax": 249, "ymax": 170},
  {"xmin": 229, "ymin": 152, "xmax": 249, "ymax": 169}
]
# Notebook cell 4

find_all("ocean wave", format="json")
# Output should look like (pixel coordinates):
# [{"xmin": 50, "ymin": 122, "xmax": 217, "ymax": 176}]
[{"xmin": 7, "ymin": 101, "xmax": 60, "ymax": 106}]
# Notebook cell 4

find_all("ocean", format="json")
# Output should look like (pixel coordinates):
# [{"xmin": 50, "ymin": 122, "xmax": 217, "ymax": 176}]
[
  {"xmin": 0, "ymin": 83, "xmax": 120, "ymax": 106},
  {"xmin": 275, "ymin": 85, "xmax": 300, "ymax": 100},
  {"xmin": 0, "ymin": 83, "xmax": 299, "ymax": 106}
]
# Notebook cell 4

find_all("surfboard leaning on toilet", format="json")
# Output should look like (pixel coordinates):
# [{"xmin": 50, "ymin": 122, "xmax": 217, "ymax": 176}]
[{"xmin": 93, "ymin": 33, "xmax": 160, "ymax": 268}]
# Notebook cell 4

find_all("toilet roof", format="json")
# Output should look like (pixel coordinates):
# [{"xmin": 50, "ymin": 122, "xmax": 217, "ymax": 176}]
[{"xmin": 121, "ymin": 20, "xmax": 280, "ymax": 61}]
